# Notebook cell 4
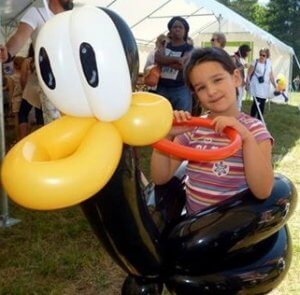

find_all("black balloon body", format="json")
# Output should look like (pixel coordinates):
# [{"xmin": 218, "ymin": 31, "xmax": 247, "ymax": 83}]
[
  {"xmin": 81, "ymin": 146, "xmax": 297, "ymax": 294},
  {"xmin": 121, "ymin": 275, "xmax": 163, "ymax": 295},
  {"xmin": 101, "ymin": 8, "xmax": 139, "ymax": 89},
  {"xmin": 81, "ymin": 146, "xmax": 162, "ymax": 278}
]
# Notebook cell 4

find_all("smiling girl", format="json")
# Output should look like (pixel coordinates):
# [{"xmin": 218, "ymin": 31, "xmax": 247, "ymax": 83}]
[{"xmin": 151, "ymin": 47, "xmax": 274, "ymax": 215}]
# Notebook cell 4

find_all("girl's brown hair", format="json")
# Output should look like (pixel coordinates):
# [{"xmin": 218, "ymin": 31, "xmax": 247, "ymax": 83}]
[{"xmin": 184, "ymin": 47, "xmax": 236, "ymax": 92}]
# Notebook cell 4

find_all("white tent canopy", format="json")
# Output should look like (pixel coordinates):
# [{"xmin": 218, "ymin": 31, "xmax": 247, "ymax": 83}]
[
  {"xmin": 75, "ymin": 0, "xmax": 295, "ymax": 84},
  {"xmin": 0, "ymin": 0, "xmax": 296, "ymax": 82}
]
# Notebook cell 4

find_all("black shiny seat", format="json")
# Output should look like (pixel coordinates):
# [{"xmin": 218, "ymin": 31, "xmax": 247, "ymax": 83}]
[{"xmin": 81, "ymin": 147, "xmax": 297, "ymax": 295}]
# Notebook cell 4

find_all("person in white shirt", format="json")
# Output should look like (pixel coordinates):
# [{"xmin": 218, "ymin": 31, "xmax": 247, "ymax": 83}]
[
  {"xmin": 247, "ymin": 48, "xmax": 276, "ymax": 121},
  {"xmin": 143, "ymin": 34, "xmax": 169, "ymax": 93},
  {"xmin": 0, "ymin": 0, "xmax": 74, "ymax": 124}
]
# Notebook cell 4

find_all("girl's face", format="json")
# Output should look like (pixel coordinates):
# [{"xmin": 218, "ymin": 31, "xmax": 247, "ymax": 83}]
[{"xmin": 189, "ymin": 61, "xmax": 241, "ymax": 116}]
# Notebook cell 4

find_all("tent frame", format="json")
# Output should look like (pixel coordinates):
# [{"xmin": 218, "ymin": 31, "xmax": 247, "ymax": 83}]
[
  {"xmin": 0, "ymin": 56, "xmax": 20, "ymax": 228},
  {"xmin": 0, "ymin": 1, "xmax": 39, "ymax": 227}
]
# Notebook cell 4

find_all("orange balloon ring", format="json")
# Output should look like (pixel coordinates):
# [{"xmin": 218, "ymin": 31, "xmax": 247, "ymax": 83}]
[{"xmin": 152, "ymin": 117, "xmax": 242, "ymax": 162}]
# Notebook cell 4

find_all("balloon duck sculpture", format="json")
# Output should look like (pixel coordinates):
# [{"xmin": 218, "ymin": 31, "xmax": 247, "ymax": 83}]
[{"xmin": 1, "ymin": 6, "xmax": 297, "ymax": 295}]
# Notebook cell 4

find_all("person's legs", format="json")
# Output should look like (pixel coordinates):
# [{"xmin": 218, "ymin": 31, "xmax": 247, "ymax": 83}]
[
  {"xmin": 250, "ymin": 97, "xmax": 258, "ymax": 118},
  {"xmin": 156, "ymin": 85, "xmax": 178, "ymax": 110},
  {"xmin": 18, "ymin": 99, "xmax": 33, "ymax": 139},
  {"xmin": 35, "ymin": 107, "xmax": 44, "ymax": 125},
  {"xmin": 255, "ymin": 97, "xmax": 266, "ymax": 121},
  {"xmin": 156, "ymin": 85, "xmax": 173, "ymax": 106},
  {"xmin": 258, "ymin": 98, "xmax": 266, "ymax": 115},
  {"xmin": 156, "ymin": 85, "xmax": 192, "ymax": 112},
  {"xmin": 172, "ymin": 86, "xmax": 192, "ymax": 112}
]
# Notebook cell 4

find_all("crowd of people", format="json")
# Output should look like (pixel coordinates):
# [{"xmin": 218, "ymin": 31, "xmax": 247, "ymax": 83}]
[{"xmin": 143, "ymin": 20, "xmax": 281, "ymax": 122}]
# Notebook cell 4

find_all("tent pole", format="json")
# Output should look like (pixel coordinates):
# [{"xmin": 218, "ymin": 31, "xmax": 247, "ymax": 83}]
[
  {"xmin": 0, "ymin": 19, "xmax": 20, "ymax": 228},
  {"xmin": 217, "ymin": 14, "xmax": 222, "ymax": 31},
  {"xmin": 289, "ymin": 55, "xmax": 294, "ymax": 92},
  {"xmin": 252, "ymin": 96, "xmax": 266, "ymax": 126},
  {"xmin": 0, "ymin": 64, "xmax": 20, "ymax": 228},
  {"xmin": 294, "ymin": 54, "xmax": 300, "ymax": 71}
]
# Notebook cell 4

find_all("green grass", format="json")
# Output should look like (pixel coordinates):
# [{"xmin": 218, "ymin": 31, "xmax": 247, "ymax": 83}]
[
  {"xmin": 1, "ymin": 92, "xmax": 300, "ymax": 294},
  {"xmin": 0, "ymin": 206, "xmax": 125, "ymax": 294},
  {"xmin": 267, "ymin": 93, "xmax": 300, "ymax": 295}
]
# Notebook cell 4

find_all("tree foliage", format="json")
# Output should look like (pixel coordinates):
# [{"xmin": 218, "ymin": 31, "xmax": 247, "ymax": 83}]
[
  {"xmin": 217, "ymin": 0, "xmax": 262, "ymax": 23},
  {"xmin": 217, "ymin": 0, "xmax": 300, "ymax": 76},
  {"xmin": 264, "ymin": 0, "xmax": 300, "ymax": 75}
]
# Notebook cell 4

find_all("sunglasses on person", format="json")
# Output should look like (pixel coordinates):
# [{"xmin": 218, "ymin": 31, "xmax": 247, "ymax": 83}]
[
  {"xmin": 211, "ymin": 38, "xmax": 217, "ymax": 42},
  {"xmin": 260, "ymin": 53, "xmax": 267, "ymax": 57}
]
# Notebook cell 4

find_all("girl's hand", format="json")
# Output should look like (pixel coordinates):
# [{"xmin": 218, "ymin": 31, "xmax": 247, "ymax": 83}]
[
  {"xmin": 167, "ymin": 110, "xmax": 194, "ymax": 139},
  {"xmin": 212, "ymin": 116, "xmax": 252, "ymax": 141},
  {"xmin": 173, "ymin": 110, "xmax": 192, "ymax": 122}
]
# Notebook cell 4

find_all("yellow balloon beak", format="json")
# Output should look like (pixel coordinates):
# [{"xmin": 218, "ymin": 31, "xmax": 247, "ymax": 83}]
[
  {"xmin": 113, "ymin": 92, "xmax": 173, "ymax": 146},
  {"xmin": 1, "ymin": 116, "xmax": 122, "ymax": 210},
  {"xmin": 1, "ymin": 92, "xmax": 173, "ymax": 211}
]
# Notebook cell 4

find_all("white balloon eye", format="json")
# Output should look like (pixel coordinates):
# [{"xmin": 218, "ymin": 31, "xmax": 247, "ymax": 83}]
[
  {"xmin": 35, "ymin": 12, "xmax": 93, "ymax": 117},
  {"xmin": 79, "ymin": 42, "xmax": 99, "ymax": 88},
  {"xmin": 70, "ymin": 6, "xmax": 132, "ymax": 121}
]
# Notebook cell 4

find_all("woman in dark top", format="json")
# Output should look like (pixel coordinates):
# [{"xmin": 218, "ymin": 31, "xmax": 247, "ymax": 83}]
[{"xmin": 155, "ymin": 16, "xmax": 193, "ymax": 112}]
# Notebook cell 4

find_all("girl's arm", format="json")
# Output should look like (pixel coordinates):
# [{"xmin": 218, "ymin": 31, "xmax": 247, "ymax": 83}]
[
  {"xmin": 213, "ymin": 116, "xmax": 273, "ymax": 199},
  {"xmin": 151, "ymin": 143, "xmax": 182, "ymax": 185},
  {"xmin": 242, "ymin": 136, "xmax": 273, "ymax": 199},
  {"xmin": 151, "ymin": 111, "xmax": 193, "ymax": 185}
]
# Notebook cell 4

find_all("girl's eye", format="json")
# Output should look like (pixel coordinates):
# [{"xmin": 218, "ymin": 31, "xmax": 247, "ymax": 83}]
[
  {"xmin": 214, "ymin": 78, "xmax": 223, "ymax": 83},
  {"xmin": 195, "ymin": 86, "xmax": 205, "ymax": 92}
]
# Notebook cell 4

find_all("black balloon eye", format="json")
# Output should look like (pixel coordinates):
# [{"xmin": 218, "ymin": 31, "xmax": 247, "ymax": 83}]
[
  {"xmin": 80, "ymin": 42, "xmax": 99, "ymax": 87},
  {"xmin": 38, "ymin": 47, "xmax": 56, "ymax": 90}
]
